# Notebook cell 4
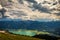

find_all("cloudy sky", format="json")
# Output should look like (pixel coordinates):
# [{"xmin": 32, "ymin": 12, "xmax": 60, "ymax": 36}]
[{"xmin": 0, "ymin": 0, "xmax": 60, "ymax": 22}]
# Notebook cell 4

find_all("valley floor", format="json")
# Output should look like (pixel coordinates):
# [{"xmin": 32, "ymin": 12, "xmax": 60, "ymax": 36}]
[
  {"xmin": 0, "ymin": 32, "xmax": 44, "ymax": 40},
  {"xmin": 0, "ymin": 32, "xmax": 60, "ymax": 40}
]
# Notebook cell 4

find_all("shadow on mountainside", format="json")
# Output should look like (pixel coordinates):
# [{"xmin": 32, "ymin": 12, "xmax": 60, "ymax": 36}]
[{"xmin": 33, "ymin": 34, "xmax": 60, "ymax": 40}]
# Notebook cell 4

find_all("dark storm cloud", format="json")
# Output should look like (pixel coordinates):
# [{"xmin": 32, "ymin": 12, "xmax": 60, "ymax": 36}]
[
  {"xmin": 28, "ymin": 3, "xmax": 51, "ymax": 13},
  {"xmin": 54, "ymin": 12, "xmax": 60, "ymax": 16},
  {"xmin": 26, "ymin": 0, "xmax": 37, "ymax": 3}
]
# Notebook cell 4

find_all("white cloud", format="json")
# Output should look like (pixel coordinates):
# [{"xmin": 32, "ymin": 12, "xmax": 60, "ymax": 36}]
[{"xmin": 2, "ymin": 0, "xmax": 60, "ymax": 22}]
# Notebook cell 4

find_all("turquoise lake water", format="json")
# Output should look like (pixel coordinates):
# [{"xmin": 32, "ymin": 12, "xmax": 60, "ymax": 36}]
[{"xmin": 9, "ymin": 30, "xmax": 36, "ymax": 36}]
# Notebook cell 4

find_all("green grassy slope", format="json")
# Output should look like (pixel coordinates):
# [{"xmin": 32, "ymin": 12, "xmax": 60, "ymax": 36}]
[{"xmin": 0, "ymin": 33, "xmax": 44, "ymax": 40}]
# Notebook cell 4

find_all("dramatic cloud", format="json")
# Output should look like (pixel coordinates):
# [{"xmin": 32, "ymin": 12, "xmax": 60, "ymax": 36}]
[{"xmin": 0, "ymin": 0, "xmax": 60, "ymax": 22}]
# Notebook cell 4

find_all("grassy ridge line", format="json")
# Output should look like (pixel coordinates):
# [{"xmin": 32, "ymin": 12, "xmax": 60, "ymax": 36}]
[{"xmin": 0, "ymin": 33, "xmax": 44, "ymax": 40}]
